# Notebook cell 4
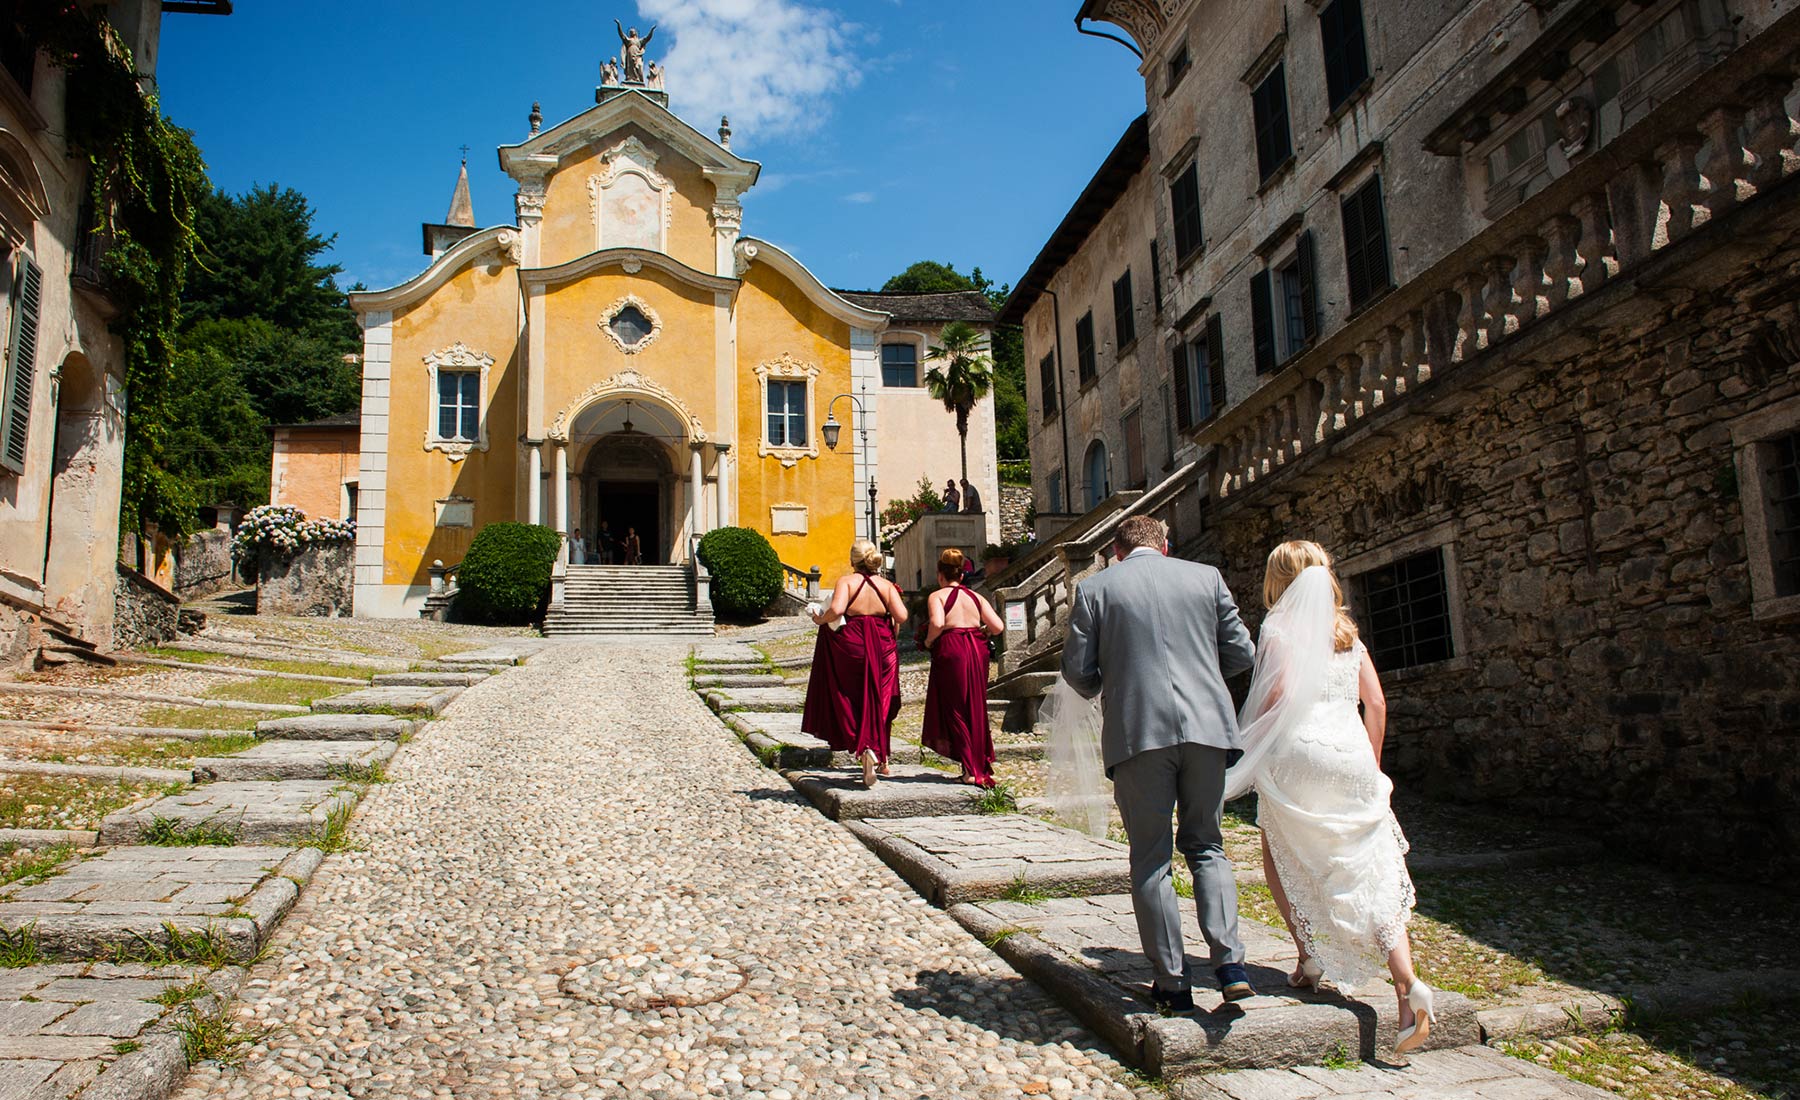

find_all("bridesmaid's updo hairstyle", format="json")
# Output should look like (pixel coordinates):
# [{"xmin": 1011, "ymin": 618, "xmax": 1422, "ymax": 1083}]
[
  {"xmin": 850, "ymin": 540, "xmax": 884, "ymax": 575},
  {"xmin": 1263, "ymin": 540, "xmax": 1361, "ymax": 653},
  {"xmin": 937, "ymin": 548, "xmax": 966, "ymax": 581}
]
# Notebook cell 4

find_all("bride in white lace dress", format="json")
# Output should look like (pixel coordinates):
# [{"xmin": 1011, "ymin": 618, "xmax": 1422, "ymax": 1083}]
[{"xmin": 1224, "ymin": 540, "xmax": 1436, "ymax": 1056}]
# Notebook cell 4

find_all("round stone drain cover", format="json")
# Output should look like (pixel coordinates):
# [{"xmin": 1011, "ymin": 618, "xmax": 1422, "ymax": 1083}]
[{"xmin": 557, "ymin": 949, "xmax": 748, "ymax": 1011}]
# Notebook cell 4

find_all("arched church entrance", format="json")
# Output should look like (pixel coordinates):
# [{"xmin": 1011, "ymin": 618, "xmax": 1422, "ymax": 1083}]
[{"xmin": 581, "ymin": 431, "xmax": 672, "ymax": 565}]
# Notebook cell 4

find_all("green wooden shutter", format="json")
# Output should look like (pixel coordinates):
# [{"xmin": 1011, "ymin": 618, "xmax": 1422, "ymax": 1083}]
[
  {"xmin": 1205, "ymin": 315, "xmax": 1226, "ymax": 420},
  {"xmin": 1, "ymin": 255, "xmax": 43, "ymax": 474},
  {"xmin": 1250, "ymin": 269, "xmax": 1276, "ymax": 374},
  {"xmin": 1171, "ymin": 344, "xmax": 1192, "ymax": 431},
  {"xmin": 1296, "ymin": 229, "xmax": 1320, "ymax": 343}
]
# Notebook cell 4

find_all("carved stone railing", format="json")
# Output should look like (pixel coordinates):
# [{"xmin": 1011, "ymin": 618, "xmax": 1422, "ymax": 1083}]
[
  {"xmin": 782, "ymin": 562, "xmax": 822, "ymax": 601},
  {"xmin": 688, "ymin": 534, "xmax": 713, "ymax": 617},
  {"xmin": 994, "ymin": 461, "xmax": 1201, "ymax": 676},
  {"xmin": 421, "ymin": 559, "xmax": 461, "ymax": 622},
  {"xmin": 1203, "ymin": 31, "xmax": 1800, "ymax": 504}
]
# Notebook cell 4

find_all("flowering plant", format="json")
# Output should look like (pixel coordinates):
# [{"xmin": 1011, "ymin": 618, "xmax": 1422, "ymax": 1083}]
[{"xmin": 231, "ymin": 504, "xmax": 355, "ymax": 568}]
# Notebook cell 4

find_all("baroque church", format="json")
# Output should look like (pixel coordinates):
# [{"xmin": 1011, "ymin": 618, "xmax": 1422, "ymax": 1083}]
[{"xmin": 345, "ymin": 47, "xmax": 997, "ymax": 617}]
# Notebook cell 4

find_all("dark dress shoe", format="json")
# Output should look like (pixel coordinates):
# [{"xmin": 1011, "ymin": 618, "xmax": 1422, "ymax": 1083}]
[
  {"xmin": 1148, "ymin": 985, "xmax": 1195, "ymax": 1013},
  {"xmin": 1216, "ymin": 964, "xmax": 1255, "ymax": 1002}
]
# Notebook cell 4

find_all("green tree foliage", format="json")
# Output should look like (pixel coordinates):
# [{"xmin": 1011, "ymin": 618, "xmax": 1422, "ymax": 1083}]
[
  {"xmin": 924, "ymin": 321, "xmax": 996, "ymax": 485},
  {"xmin": 457, "ymin": 523, "xmax": 562, "ymax": 625},
  {"xmin": 152, "ymin": 185, "xmax": 361, "ymax": 523},
  {"xmin": 697, "ymin": 527, "xmax": 784, "ymax": 619},
  {"xmin": 881, "ymin": 262, "xmax": 1028, "ymax": 463}
]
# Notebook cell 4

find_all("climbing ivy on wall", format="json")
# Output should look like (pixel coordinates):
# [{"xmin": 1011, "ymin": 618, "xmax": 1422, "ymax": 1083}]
[{"xmin": 17, "ymin": 2, "xmax": 210, "ymax": 536}]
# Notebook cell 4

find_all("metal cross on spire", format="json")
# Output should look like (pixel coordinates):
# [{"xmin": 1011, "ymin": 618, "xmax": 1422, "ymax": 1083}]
[{"xmin": 459, "ymin": 144, "xmax": 470, "ymax": 163}]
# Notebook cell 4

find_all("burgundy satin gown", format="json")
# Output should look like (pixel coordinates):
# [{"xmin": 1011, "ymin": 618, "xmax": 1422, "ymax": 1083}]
[
  {"xmin": 921, "ymin": 585, "xmax": 996, "ymax": 787},
  {"xmin": 801, "ymin": 576, "xmax": 900, "ymax": 762}
]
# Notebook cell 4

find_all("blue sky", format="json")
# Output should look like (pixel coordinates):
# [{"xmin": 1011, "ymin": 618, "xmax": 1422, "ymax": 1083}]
[{"xmin": 156, "ymin": 1, "xmax": 1147, "ymax": 295}]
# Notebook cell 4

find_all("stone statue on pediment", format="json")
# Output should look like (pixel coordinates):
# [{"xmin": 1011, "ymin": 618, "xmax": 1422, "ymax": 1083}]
[
  {"xmin": 601, "ymin": 57, "xmax": 620, "ymax": 86},
  {"xmin": 647, "ymin": 61, "xmax": 664, "ymax": 89},
  {"xmin": 615, "ymin": 20, "xmax": 656, "ymax": 84}
]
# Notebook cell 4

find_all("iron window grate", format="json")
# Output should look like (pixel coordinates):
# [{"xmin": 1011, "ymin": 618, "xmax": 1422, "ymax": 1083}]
[
  {"xmin": 1354, "ymin": 547, "xmax": 1455, "ymax": 671},
  {"xmin": 1770, "ymin": 431, "xmax": 1800, "ymax": 596}
]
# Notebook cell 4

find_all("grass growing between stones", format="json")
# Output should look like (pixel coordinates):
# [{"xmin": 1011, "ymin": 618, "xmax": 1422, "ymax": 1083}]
[
  {"xmin": 0, "ymin": 775, "xmax": 163, "ymax": 830},
  {"xmin": 972, "ymin": 782, "xmax": 1019, "ymax": 815},
  {"xmin": 1498, "ymin": 1002, "xmax": 1798, "ymax": 1100},
  {"xmin": 144, "ymin": 647, "xmax": 382, "ymax": 682},
  {"xmin": 328, "ymin": 760, "xmax": 388, "ymax": 784},
  {"xmin": 154, "ymin": 979, "xmax": 212, "ymax": 1007},
  {"xmin": 0, "ymin": 842, "xmax": 74, "ymax": 888},
  {"xmin": 139, "ymin": 706, "xmax": 263, "ymax": 731},
  {"xmin": 141, "ymin": 817, "xmax": 241, "ymax": 847},
  {"xmin": 0, "ymin": 923, "xmax": 41, "ymax": 967},
  {"xmin": 22, "ymin": 732, "xmax": 259, "ymax": 769},
  {"xmin": 981, "ymin": 925, "xmax": 1028, "ymax": 949},
  {"xmin": 174, "ymin": 1001, "xmax": 275, "ymax": 1067},
  {"xmin": 1000, "ymin": 874, "xmax": 1065, "ymax": 904},
  {"xmin": 304, "ymin": 801, "xmax": 358, "ymax": 854},
  {"xmin": 109, "ymin": 923, "xmax": 238, "ymax": 969},
  {"xmin": 201, "ymin": 678, "xmax": 337, "ymax": 708}
]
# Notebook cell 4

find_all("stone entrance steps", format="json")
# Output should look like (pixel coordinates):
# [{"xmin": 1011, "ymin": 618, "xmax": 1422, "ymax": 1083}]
[{"xmin": 545, "ymin": 564, "xmax": 713, "ymax": 637}]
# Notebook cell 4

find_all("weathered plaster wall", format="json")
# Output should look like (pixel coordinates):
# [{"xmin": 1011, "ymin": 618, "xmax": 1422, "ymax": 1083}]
[
  {"xmin": 258, "ymin": 543, "xmax": 354, "ymax": 618},
  {"xmin": 270, "ymin": 427, "xmax": 360, "ymax": 520},
  {"xmin": 537, "ymin": 124, "xmax": 718, "ymax": 272}
]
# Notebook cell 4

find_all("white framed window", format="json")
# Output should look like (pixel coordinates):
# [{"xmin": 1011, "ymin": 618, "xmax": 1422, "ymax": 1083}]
[
  {"xmin": 754, "ymin": 352, "xmax": 819, "ymax": 467},
  {"xmin": 881, "ymin": 341, "xmax": 920, "ymax": 388},
  {"xmin": 600, "ymin": 293, "xmax": 663, "ymax": 354},
  {"xmin": 423, "ymin": 342, "xmax": 493, "ymax": 460},
  {"xmin": 1733, "ymin": 395, "xmax": 1800, "ymax": 620}
]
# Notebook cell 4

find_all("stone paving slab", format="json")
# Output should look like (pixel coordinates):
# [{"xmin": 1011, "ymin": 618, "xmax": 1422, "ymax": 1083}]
[
  {"xmin": 255, "ymin": 713, "xmax": 416, "ymax": 741},
  {"xmin": 845, "ymin": 813, "xmax": 1132, "ymax": 906},
  {"xmin": 371, "ymin": 671, "xmax": 489, "ymax": 688},
  {"xmin": 440, "ymin": 643, "xmax": 547, "ymax": 666},
  {"xmin": 309, "ymin": 686, "xmax": 458, "ymax": 717},
  {"xmin": 0, "ymin": 759, "xmax": 192, "ymax": 787},
  {"xmin": 719, "ymin": 711, "xmax": 833, "ymax": 769},
  {"xmin": 788, "ymin": 764, "xmax": 982, "ymax": 821},
  {"xmin": 0, "ymin": 847, "xmax": 322, "ymax": 962},
  {"xmin": 702, "ymin": 686, "xmax": 806, "ymax": 713},
  {"xmin": 0, "ymin": 963, "xmax": 239, "ymax": 1100},
  {"xmin": 1171, "ymin": 1045, "xmax": 1617, "ymax": 1099},
  {"xmin": 692, "ymin": 673, "xmax": 787, "ymax": 688},
  {"xmin": 0, "ymin": 828, "xmax": 97, "ymax": 849},
  {"xmin": 193, "ymin": 740, "xmax": 396, "ymax": 782},
  {"xmin": 689, "ymin": 641, "xmax": 761, "ymax": 664},
  {"xmin": 949, "ymin": 895, "xmax": 1478, "ymax": 1077},
  {"xmin": 97, "ymin": 781, "xmax": 360, "ymax": 846}
]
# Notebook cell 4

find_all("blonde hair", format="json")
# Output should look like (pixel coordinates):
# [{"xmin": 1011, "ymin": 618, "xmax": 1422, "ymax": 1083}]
[
  {"xmin": 937, "ymin": 547, "xmax": 966, "ymax": 580},
  {"xmin": 850, "ymin": 540, "xmax": 884, "ymax": 575},
  {"xmin": 1263, "ymin": 540, "xmax": 1360, "ymax": 652}
]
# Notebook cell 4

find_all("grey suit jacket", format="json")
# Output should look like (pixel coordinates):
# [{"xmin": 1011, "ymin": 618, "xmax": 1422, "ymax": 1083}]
[{"xmin": 1061, "ymin": 549, "xmax": 1256, "ymax": 774}]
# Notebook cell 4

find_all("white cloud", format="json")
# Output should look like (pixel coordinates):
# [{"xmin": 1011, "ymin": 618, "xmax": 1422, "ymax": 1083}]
[
  {"xmin": 632, "ymin": 0, "xmax": 864, "ymax": 142},
  {"xmin": 842, "ymin": 191, "xmax": 875, "ymax": 204}
]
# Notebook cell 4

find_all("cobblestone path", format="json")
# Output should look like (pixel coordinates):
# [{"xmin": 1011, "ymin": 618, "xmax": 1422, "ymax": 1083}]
[{"xmin": 171, "ymin": 642, "xmax": 1151, "ymax": 1100}]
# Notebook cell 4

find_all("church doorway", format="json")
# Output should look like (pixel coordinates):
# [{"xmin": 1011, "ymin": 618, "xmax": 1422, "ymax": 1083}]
[{"xmin": 579, "ymin": 430, "xmax": 675, "ymax": 565}]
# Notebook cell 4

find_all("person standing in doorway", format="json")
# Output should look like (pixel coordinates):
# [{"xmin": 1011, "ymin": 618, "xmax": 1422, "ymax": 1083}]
[
  {"xmin": 1060, "ymin": 515, "xmax": 1258, "ymax": 1010},
  {"xmin": 598, "ymin": 520, "xmax": 616, "ymax": 565},
  {"xmin": 570, "ymin": 528, "xmax": 588, "ymax": 565},
  {"xmin": 623, "ymin": 527, "xmax": 643, "ymax": 566}
]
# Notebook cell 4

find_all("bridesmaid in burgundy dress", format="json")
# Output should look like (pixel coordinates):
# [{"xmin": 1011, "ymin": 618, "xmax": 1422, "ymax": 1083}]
[
  {"xmin": 801, "ymin": 540, "xmax": 908, "ymax": 788},
  {"xmin": 921, "ymin": 549, "xmax": 1006, "ymax": 787}
]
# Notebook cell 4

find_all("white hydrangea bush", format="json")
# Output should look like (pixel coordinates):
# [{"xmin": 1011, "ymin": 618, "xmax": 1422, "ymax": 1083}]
[{"xmin": 231, "ymin": 504, "xmax": 356, "ymax": 569}]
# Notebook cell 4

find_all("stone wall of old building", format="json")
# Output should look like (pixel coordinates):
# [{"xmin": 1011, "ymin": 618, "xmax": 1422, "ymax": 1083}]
[
  {"xmin": 173, "ymin": 529, "xmax": 237, "ymax": 599},
  {"xmin": 1193, "ymin": 227, "xmax": 1800, "ymax": 885},
  {"xmin": 256, "ymin": 543, "xmax": 353, "ymax": 618},
  {"xmin": 113, "ymin": 566, "xmax": 179, "ymax": 652}
]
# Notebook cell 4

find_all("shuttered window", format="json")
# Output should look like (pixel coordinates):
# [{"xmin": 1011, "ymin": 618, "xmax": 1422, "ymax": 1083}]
[
  {"xmin": 1252, "ymin": 62, "xmax": 1293, "ymax": 181},
  {"xmin": 1, "ymin": 253, "xmax": 43, "ymax": 474},
  {"xmin": 1171, "ymin": 344, "xmax": 1192, "ymax": 431},
  {"xmin": 1173, "ymin": 317, "xmax": 1228, "ymax": 429},
  {"xmin": 1320, "ymin": 0, "xmax": 1371, "ymax": 110},
  {"xmin": 1150, "ymin": 240, "xmax": 1164, "ymax": 312},
  {"xmin": 1122, "ymin": 407, "xmax": 1145, "ymax": 488},
  {"xmin": 1038, "ymin": 352, "xmax": 1058, "ymax": 419},
  {"xmin": 1075, "ymin": 312, "xmax": 1097, "ymax": 386},
  {"xmin": 1201, "ymin": 315, "xmax": 1226, "ymax": 424},
  {"xmin": 1112, "ymin": 270, "xmax": 1136, "ymax": 348},
  {"xmin": 1171, "ymin": 163, "xmax": 1204, "ymax": 260},
  {"xmin": 1294, "ymin": 229, "xmax": 1319, "ymax": 345},
  {"xmin": 1251, "ymin": 270, "xmax": 1277, "ymax": 374},
  {"xmin": 1341, "ymin": 175, "xmax": 1393, "ymax": 311}
]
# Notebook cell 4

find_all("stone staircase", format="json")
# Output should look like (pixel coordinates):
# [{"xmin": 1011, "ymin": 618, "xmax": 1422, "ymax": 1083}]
[{"xmin": 542, "ymin": 564, "xmax": 715, "ymax": 637}]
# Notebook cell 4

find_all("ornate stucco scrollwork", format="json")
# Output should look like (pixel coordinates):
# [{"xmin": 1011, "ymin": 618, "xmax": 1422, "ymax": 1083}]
[
  {"xmin": 599, "ymin": 293, "xmax": 663, "ymax": 354},
  {"xmin": 547, "ymin": 369, "xmax": 708, "ymax": 445},
  {"xmin": 754, "ymin": 352, "xmax": 821, "ymax": 468},
  {"xmin": 423, "ymin": 342, "xmax": 495, "ymax": 460}
]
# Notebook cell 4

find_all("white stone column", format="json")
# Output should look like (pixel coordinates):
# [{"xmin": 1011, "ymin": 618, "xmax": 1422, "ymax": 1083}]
[
  {"xmin": 553, "ymin": 441, "xmax": 569, "ymax": 535},
  {"xmin": 527, "ymin": 443, "xmax": 543, "ymax": 525},
  {"xmin": 714, "ymin": 443, "xmax": 733, "ymax": 529},
  {"xmin": 689, "ymin": 442, "xmax": 706, "ymax": 549}
]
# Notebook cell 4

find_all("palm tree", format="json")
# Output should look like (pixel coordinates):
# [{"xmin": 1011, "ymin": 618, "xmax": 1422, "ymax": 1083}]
[{"xmin": 924, "ymin": 321, "xmax": 996, "ymax": 485}]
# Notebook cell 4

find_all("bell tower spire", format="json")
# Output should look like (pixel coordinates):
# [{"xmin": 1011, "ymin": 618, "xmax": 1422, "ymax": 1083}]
[{"xmin": 423, "ymin": 152, "xmax": 480, "ymax": 258}]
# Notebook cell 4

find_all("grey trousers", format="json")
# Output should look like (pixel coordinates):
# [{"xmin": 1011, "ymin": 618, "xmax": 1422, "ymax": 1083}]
[{"xmin": 1110, "ymin": 743, "xmax": 1246, "ymax": 991}]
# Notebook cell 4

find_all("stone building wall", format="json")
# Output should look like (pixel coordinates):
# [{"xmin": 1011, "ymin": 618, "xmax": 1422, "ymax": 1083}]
[
  {"xmin": 1193, "ymin": 226, "xmax": 1800, "ymax": 884},
  {"xmin": 113, "ymin": 566, "xmax": 179, "ymax": 652},
  {"xmin": 173, "ymin": 529, "xmax": 237, "ymax": 599},
  {"xmin": 256, "ymin": 543, "xmax": 353, "ymax": 618}
]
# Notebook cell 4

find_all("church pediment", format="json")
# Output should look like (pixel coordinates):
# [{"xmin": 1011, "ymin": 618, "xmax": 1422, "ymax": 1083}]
[{"xmin": 498, "ymin": 89, "xmax": 759, "ymax": 198}]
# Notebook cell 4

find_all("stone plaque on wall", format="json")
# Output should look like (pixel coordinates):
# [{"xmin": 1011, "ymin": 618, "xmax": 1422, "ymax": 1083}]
[
  {"xmin": 771, "ymin": 504, "xmax": 808, "ymax": 535},
  {"xmin": 435, "ymin": 497, "xmax": 474, "ymax": 528}
]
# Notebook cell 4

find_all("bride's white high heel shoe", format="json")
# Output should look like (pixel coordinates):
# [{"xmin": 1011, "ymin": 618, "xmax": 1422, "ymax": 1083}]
[
  {"xmin": 1393, "ymin": 980, "xmax": 1436, "ymax": 1056},
  {"xmin": 1287, "ymin": 958, "xmax": 1323, "ymax": 992}
]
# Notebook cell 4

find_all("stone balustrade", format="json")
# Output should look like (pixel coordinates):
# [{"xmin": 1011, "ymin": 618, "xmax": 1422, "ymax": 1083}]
[{"xmin": 1203, "ymin": 51, "xmax": 1800, "ymax": 503}]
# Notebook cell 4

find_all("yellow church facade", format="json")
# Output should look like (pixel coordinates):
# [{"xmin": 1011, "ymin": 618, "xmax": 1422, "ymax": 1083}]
[{"xmin": 346, "ymin": 81, "xmax": 997, "ymax": 617}]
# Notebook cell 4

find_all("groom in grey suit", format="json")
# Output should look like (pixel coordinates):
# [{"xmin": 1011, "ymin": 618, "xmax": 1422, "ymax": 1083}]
[{"xmin": 1062, "ymin": 515, "xmax": 1257, "ymax": 1008}]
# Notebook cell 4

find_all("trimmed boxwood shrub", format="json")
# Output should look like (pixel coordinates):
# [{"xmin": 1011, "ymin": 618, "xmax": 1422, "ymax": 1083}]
[
  {"xmin": 457, "ymin": 522, "xmax": 561, "ymax": 625},
  {"xmin": 697, "ymin": 526, "xmax": 784, "ymax": 618}
]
